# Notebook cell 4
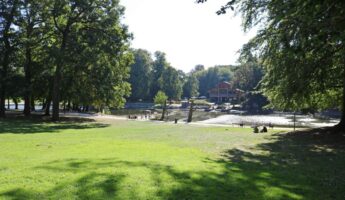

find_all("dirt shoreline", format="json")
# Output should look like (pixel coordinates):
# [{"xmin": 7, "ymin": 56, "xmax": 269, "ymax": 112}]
[{"xmin": 60, "ymin": 112, "xmax": 307, "ymax": 131}]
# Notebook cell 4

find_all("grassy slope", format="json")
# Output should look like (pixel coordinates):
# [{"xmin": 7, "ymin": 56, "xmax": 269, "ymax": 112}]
[{"xmin": 0, "ymin": 118, "xmax": 344, "ymax": 200}]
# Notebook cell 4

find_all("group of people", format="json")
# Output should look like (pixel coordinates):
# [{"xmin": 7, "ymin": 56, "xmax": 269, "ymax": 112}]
[
  {"xmin": 253, "ymin": 124, "xmax": 272, "ymax": 133},
  {"xmin": 128, "ymin": 114, "xmax": 151, "ymax": 120},
  {"xmin": 250, "ymin": 122, "xmax": 274, "ymax": 133}
]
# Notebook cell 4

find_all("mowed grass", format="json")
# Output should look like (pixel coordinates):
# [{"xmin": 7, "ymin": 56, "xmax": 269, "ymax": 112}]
[{"xmin": 0, "ymin": 117, "xmax": 345, "ymax": 200}]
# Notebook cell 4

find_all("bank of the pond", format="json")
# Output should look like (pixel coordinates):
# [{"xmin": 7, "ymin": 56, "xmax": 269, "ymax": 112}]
[{"xmin": 110, "ymin": 109, "xmax": 339, "ymax": 128}]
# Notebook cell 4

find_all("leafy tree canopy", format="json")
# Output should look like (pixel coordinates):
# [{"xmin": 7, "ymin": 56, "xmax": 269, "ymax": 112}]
[
  {"xmin": 154, "ymin": 91, "xmax": 168, "ymax": 106},
  {"xmin": 198, "ymin": 0, "xmax": 345, "ymax": 129}
]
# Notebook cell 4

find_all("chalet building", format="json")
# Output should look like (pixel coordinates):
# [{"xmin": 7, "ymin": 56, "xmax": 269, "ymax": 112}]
[{"xmin": 208, "ymin": 81, "xmax": 242, "ymax": 103}]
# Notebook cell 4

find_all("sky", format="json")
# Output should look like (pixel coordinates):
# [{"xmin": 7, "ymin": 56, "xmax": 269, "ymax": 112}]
[{"xmin": 120, "ymin": 0, "xmax": 256, "ymax": 72}]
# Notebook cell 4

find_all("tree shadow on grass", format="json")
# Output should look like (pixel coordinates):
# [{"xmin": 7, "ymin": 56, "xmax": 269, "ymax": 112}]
[
  {"xmin": 2, "ymin": 172, "xmax": 125, "ymax": 200},
  {"xmin": 218, "ymin": 129, "xmax": 345, "ymax": 199},
  {"xmin": 1, "ymin": 129, "xmax": 345, "ymax": 199},
  {"xmin": 0, "ymin": 116, "xmax": 109, "ymax": 134}
]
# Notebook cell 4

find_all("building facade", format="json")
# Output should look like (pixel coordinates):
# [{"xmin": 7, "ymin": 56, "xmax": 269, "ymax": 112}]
[{"xmin": 208, "ymin": 81, "xmax": 242, "ymax": 103}]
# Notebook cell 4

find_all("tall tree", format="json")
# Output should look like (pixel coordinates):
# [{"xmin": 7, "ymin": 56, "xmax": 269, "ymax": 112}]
[
  {"xmin": 50, "ymin": 0, "xmax": 91, "ymax": 120},
  {"xmin": 151, "ymin": 51, "xmax": 169, "ymax": 97},
  {"xmin": 162, "ymin": 66, "xmax": 183, "ymax": 100},
  {"xmin": 18, "ymin": 0, "xmax": 48, "ymax": 116},
  {"xmin": 0, "ymin": 0, "xmax": 19, "ymax": 117},
  {"xmin": 198, "ymin": 0, "xmax": 345, "ymax": 131},
  {"xmin": 0, "ymin": 0, "xmax": 132, "ymax": 118},
  {"xmin": 232, "ymin": 61, "xmax": 267, "ymax": 112},
  {"xmin": 183, "ymin": 75, "xmax": 199, "ymax": 98},
  {"xmin": 129, "ymin": 49, "xmax": 153, "ymax": 101},
  {"xmin": 50, "ymin": 0, "xmax": 132, "ymax": 120},
  {"xmin": 232, "ymin": 62, "xmax": 263, "ymax": 92}
]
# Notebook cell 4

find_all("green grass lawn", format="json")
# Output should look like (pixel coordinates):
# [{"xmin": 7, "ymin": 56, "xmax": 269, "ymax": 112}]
[{"xmin": 0, "ymin": 117, "xmax": 344, "ymax": 200}]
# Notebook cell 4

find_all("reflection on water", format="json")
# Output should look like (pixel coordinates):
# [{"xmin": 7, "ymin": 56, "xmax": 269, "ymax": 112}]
[
  {"xmin": 5, "ymin": 104, "xmax": 42, "ymax": 111},
  {"xmin": 200, "ymin": 114, "xmax": 339, "ymax": 128},
  {"xmin": 113, "ymin": 109, "xmax": 339, "ymax": 128}
]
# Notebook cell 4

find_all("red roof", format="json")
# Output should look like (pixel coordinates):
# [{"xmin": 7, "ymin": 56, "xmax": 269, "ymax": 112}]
[{"xmin": 216, "ymin": 81, "xmax": 232, "ymax": 89}]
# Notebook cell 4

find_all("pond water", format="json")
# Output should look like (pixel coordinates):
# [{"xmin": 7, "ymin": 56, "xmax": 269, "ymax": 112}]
[
  {"xmin": 112, "ymin": 109, "xmax": 339, "ymax": 128},
  {"xmin": 5, "ymin": 104, "xmax": 43, "ymax": 111},
  {"xmin": 200, "ymin": 113, "xmax": 339, "ymax": 128}
]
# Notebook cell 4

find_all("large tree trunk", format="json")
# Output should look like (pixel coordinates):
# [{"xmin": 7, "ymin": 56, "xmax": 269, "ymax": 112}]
[
  {"xmin": 44, "ymin": 80, "xmax": 53, "ymax": 116},
  {"xmin": 160, "ymin": 100, "xmax": 167, "ymax": 121},
  {"xmin": 52, "ymin": 62, "xmax": 62, "ymax": 121},
  {"xmin": 335, "ymin": 75, "xmax": 345, "ymax": 132},
  {"xmin": 42, "ymin": 99, "xmax": 46, "ymax": 110},
  {"xmin": 52, "ymin": 32, "xmax": 68, "ymax": 121},
  {"xmin": 67, "ymin": 100, "xmax": 71, "ymax": 111},
  {"xmin": 30, "ymin": 95, "xmax": 36, "ymax": 111},
  {"xmin": 45, "ymin": 93, "xmax": 52, "ymax": 116},
  {"xmin": 13, "ymin": 99, "xmax": 18, "ymax": 110},
  {"xmin": 24, "ymin": 95, "xmax": 31, "ymax": 115},
  {"xmin": 333, "ymin": 59, "xmax": 345, "ymax": 133},
  {"xmin": 45, "ymin": 97, "xmax": 52, "ymax": 116},
  {"xmin": 187, "ymin": 100, "xmax": 195, "ymax": 123},
  {"xmin": 0, "ymin": 97, "xmax": 5, "ymax": 117},
  {"xmin": 23, "ymin": 42, "xmax": 33, "ymax": 116}
]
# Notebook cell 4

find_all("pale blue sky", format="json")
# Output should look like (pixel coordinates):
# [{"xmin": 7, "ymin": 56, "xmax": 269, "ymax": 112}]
[{"xmin": 121, "ymin": 0, "xmax": 256, "ymax": 72}]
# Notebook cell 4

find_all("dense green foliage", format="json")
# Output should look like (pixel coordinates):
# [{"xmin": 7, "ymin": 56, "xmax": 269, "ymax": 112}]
[
  {"xmin": 0, "ymin": 0, "xmax": 132, "ymax": 120},
  {"xmin": 128, "ymin": 50, "xmax": 183, "ymax": 101},
  {"xmin": 154, "ymin": 90, "xmax": 168, "ymax": 120},
  {"xmin": 232, "ymin": 62, "xmax": 262, "ymax": 92},
  {"xmin": 128, "ymin": 53, "xmax": 262, "ymax": 103},
  {"xmin": 232, "ymin": 61, "xmax": 268, "ymax": 113},
  {"xmin": 128, "ymin": 49, "xmax": 153, "ymax": 101},
  {"xmin": 182, "ymin": 75, "xmax": 199, "ymax": 98},
  {"xmin": 1, "ymin": 0, "xmax": 273, "ymax": 116},
  {"xmin": 128, "ymin": 50, "xmax": 264, "ymax": 105},
  {"xmin": 153, "ymin": 91, "xmax": 168, "ymax": 106},
  {"xmin": 1, "ymin": 118, "xmax": 344, "ymax": 199},
  {"xmin": 198, "ymin": 0, "xmax": 345, "ymax": 128},
  {"xmin": 193, "ymin": 65, "xmax": 234, "ymax": 96}
]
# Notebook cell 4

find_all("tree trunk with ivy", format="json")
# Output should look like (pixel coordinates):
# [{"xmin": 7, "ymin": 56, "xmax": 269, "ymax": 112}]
[
  {"xmin": 160, "ymin": 100, "xmax": 167, "ymax": 121},
  {"xmin": 187, "ymin": 100, "xmax": 195, "ymax": 123}
]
